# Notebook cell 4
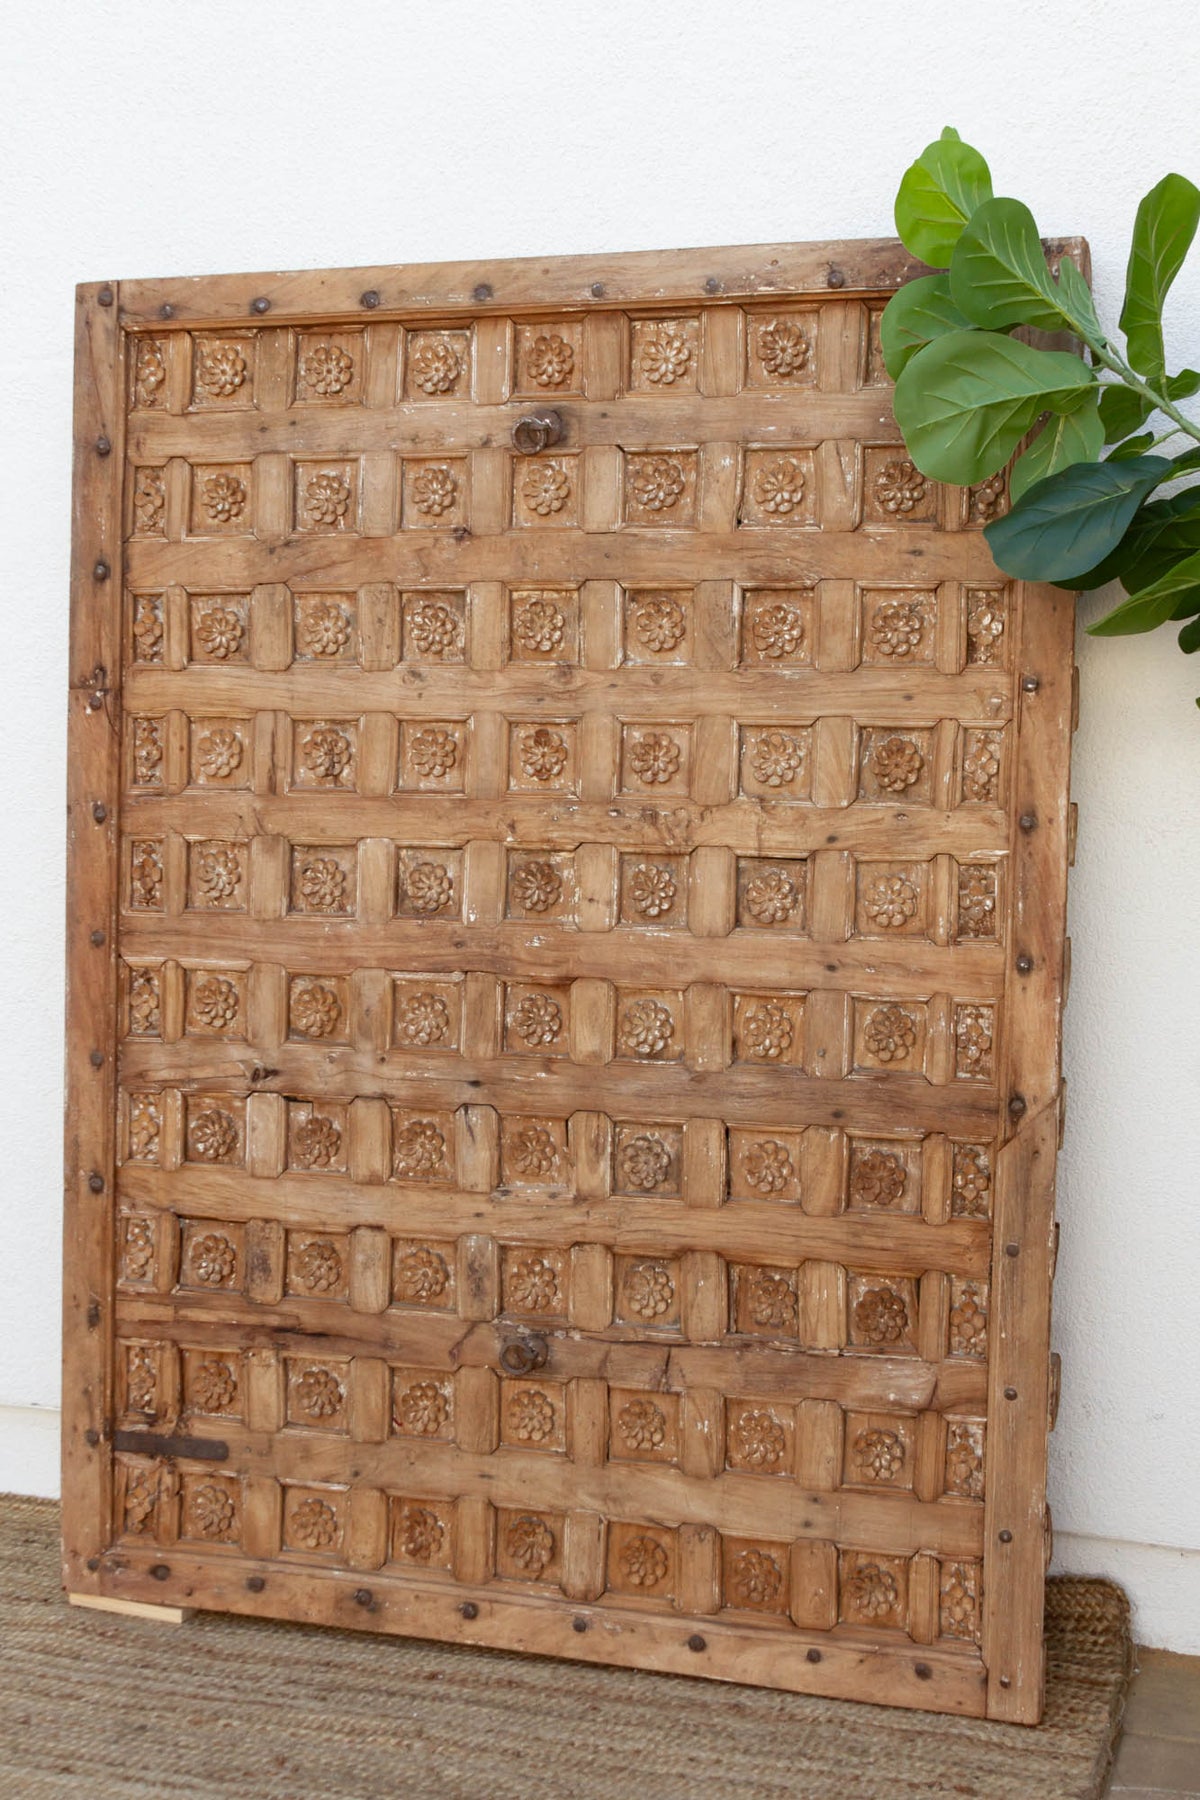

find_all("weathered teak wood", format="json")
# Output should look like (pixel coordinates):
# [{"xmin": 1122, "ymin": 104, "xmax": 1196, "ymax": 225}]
[{"xmin": 63, "ymin": 242, "xmax": 1077, "ymax": 1722}]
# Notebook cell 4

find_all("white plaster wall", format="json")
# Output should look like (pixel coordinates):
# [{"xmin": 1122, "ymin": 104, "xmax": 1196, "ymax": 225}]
[{"xmin": 2, "ymin": 0, "xmax": 1198, "ymax": 1652}]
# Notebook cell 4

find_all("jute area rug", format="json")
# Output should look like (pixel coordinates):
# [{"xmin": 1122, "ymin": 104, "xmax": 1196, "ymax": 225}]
[{"xmin": 0, "ymin": 1494, "xmax": 1131, "ymax": 1800}]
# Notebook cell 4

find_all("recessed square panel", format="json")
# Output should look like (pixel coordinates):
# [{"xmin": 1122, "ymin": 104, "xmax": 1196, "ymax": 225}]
[
  {"xmin": 291, "ymin": 719, "xmax": 359, "ymax": 791},
  {"xmin": 854, "ymin": 860, "xmax": 928, "ymax": 939},
  {"xmin": 622, "ymin": 450, "xmax": 698, "ymax": 526},
  {"xmin": 744, "ymin": 308, "xmax": 819, "ymax": 388},
  {"xmin": 619, "ymin": 722, "xmax": 691, "ymax": 796},
  {"xmin": 738, "ymin": 725, "xmax": 813, "ymax": 800},
  {"xmin": 281, "ymin": 1486, "xmax": 346, "ymax": 1559},
  {"xmin": 846, "ymin": 1137, "xmax": 921, "ymax": 1213},
  {"xmin": 184, "ymin": 1094, "xmax": 245, "ymax": 1167},
  {"xmin": 186, "ymin": 839, "xmax": 247, "ymax": 912},
  {"xmin": 398, "ymin": 720, "xmax": 467, "ymax": 792},
  {"xmin": 622, "ymin": 588, "xmax": 693, "ymax": 663},
  {"xmin": 727, "ymin": 1128, "xmax": 802, "ymax": 1203},
  {"xmin": 843, "ymin": 1412, "xmax": 917, "ymax": 1491},
  {"xmin": 500, "ymin": 1116, "xmax": 570, "ymax": 1188},
  {"xmin": 721, "ymin": 1537, "xmax": 792, "ymax": 1615},
  {"xmin": 189, "ymin": 717, "xmax": 251, "ymax": 788},
  {"xmin": 391, "ymin": 1110, "xmax": 456, "ymax": 1184},
  {"xmin": 513, "ymin": 319, "xmax": 583, "ymax": 396},
  {"xmin": 731, "ymin": 991, "xmax": 805, "ymax": 1067},
  {"xmin": 614, "ymin": 1255, "xmax": 681, "ymax": 1331},
  {"xmin": 290, "ymin": 845, "xmax": 357, "ymax": 916},
  {"xmin": 501, "ymin": 1247, "xmax": 569, "ymax": 1322},
  {"xmin": 389, "ymin": 1496, "xmax": 455, "ymax": 1573},
  {"xmin": 512, "ymin": 454, "xmax": 580, "ymax": 528},
  {"xmin": 508, "ymin": 587, "xmax": 579, "ymax": 662},
  {"xmin": 285, "ymin": 1232, "xmax": 350, "ymax": 1300},
  {"xmin": 285, "ymin": 1101, "xmax": 349, "ymax": 1174},
  {"xmin": 499, "ymin": 1379, "xmax": 567, "ymax": 1454},
  {"xmin": 391, "ymin": 978, "xmax": 461, "ymax": 1054},
  {"xmin": 618, "ymin": 854, "xmax": 688, "ymax": 929},
  {"xmin": 403, "ymin": 329, "xmax": 472, "ymax": 401},
  {"xmin": 184, "ymin": 969, "xmax": 246, "ymax": 1039},
  {"xmin": 862, "ymin": 447, "xmax": 940, "ymax": 527},
  {"xmin": 288, "ymin": 974, "xmax": 350, "ymax": 1045},
  {"xmin": 612, "ymin": 1123, "xmax": 682, "ymax": 1197},
  {"xmin": 503, "ymin": 983, "xmax": 570, "ymax": 1056},
  {"xmin": 396, "ymin": 847, "xmax": 463, "ymax": 921},
  {"xmin": 608, "ymin": 1388, "xmax": 680, "ymax": 1465},
  {"xmin": 294, "ymin": 331, "xmax": 364, "ymax": 405},
  {"xmin": 190, "ymin": 334, "xmax": 255, "ymax": 409},
  {"xmin": 508, "ymin": 719, "xmax": 578, "ymax": 794},
  {"xmin": 505, "ymin": 850, "xmax": 575, "ymax": 924},
  {"xmin": 189, "ymin": 464, "xmax": 253, "ymax": 535},
  {"xmin": 392, "ymin": 1240, "xmax": 457, "ymax": 1310},
  {"xmin": 606, "ymin": 1522, "xmax": 677, "ymax": 1601},
  {"xmin": 739, "ymin": 586, "xmax": 814, "ymax": 665},
  {"xmin": 400, "ymin": 457, "xmax": 468, "ymax": 528},
  {"xmin": 736, "ymin": 857, "xmax": 808, "ymax": 932},
  {"xmin": 729, "ymin": 1263, "xmax": 801, "ymax": 1340},
  {"xmin": 857, "ymin": 726, "xmax": 934, "ymax": 804},
  {"xmin": 739, "ymin": 448, "xmax": 817, "ymax": 527},
  {"xmin": 390, "ymin": 1368, "xmax": 454, "ymax": 1440},
  {"xmin": 401, "ymin": 591, "xmax": 467, "ymax": 663},
  {"xmin": 860, "ymin": 586, "xmax": 936, "ymax": 664},
  {"xmin": 725, "ymin": 1397, "xmax": 795, "ymax": 1475},
  {"xmin": 496, "ymin": 1508, "xmax": 565, "ymax": 1586},
  {"xmin": 189, "ymin": 593, "xmax": 249, "ymax": 662},
  {"xmin": 294, "ymin": 460, "xmax": 358, "ymax": 534},
  {"xmin": 629, "ymin": 316, "xmax": 699, "ymax": 392}
]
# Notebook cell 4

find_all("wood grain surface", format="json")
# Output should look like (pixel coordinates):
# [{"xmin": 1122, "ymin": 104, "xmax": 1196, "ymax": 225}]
[{"xmin": 62, "ymin": 245, "xmax": 1076, "ymax": 1721}]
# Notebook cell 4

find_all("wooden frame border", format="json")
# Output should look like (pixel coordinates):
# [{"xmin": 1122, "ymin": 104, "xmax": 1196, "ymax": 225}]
[
  {"xmin": 63, "ymin": 282, "xmax": 127, "ymax": 1596},
  {"xmin": 110, "ymin": 235, "xmax": 1085, "ymax": 331},
  {"xmin": 983, "ymin": 582, "xmax": 1076, "ymax": 1720},
  {"xmin": 65, "ymin": 241, "xmax": 1078, "ymax": 1723}
]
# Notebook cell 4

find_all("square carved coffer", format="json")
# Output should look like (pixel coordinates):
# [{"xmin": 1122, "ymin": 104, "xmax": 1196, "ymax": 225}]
[{"xmin": 66, "ymin": 243, "xmax": 1072, "ymax": 1725}]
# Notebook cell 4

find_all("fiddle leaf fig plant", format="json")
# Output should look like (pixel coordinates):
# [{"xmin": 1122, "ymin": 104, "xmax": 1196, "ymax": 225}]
[{"xmin": 883, "ymin": 129, "xmax": 1200, "ymax": 699}]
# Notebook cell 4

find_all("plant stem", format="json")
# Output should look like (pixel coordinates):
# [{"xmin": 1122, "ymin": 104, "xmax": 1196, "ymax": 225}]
[
  {"xmin": 1147, "ymin": 427, "xmax": 1187, "ymax": 449},
  {"xmin": 1090, "ymin": 339, "xmax": 1200, "ymax": 444}
]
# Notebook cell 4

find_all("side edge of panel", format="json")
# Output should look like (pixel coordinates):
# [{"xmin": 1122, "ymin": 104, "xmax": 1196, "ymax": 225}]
[
  {"xmin": 983, "ymin": 580, "xmax": 1075, "ymax": 1721},
  {"xmin": 62, "ymin": 282, "xmax": 126, "ymax": 1590}
]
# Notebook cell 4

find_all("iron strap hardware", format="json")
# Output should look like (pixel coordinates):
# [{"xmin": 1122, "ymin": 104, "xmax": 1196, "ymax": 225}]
[{"xmin": 112, "ymin": 1430, "xmax": 229, "ymax": 1461}]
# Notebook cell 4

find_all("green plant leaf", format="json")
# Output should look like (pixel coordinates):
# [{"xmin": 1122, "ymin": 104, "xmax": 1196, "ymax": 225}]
[
  {"xmin": 1068, "ymin": 488, "xmax": 1200, "ymax": 590},
  {"xmin": 894, "ymin": 128, "xmax": 994, "ymax": 266},
  {"xmin": 984, "ymin": 455, "xmax": 1171, "ymax": 581},
  {"xmin": 1055, "ymin": 252, "xmax": 1105, "ymax": 345},
  {"xmin": 893, "ymin": 329, "xmax": 1096, "ymax": 484},
  {"xmin": 1088, "ymin": 547, "xmax": 1200, "ymax": 635},
  {"xmin": 1169, "ymin": 445, "xmax": 1200, "ymax": 476},
  {"xmin": 1010, "ymin": 393, "xmax": 1104, "ymax": 501},
  {"xmin": 1179, "ymin": 614, "xmax": 1200, "ymax": 652},
  {"xmin": 1106, "ymin": 432, "xmax": 1156, "ymax": 461},
  {"xmin": 1099, "ymin": 383, "xmax": 1153, "ymax": 442},
  {"xmin": 1119, "ymin": 489, "xmax": 1200, "ymax": 590},
  {"xmin": 879, "ymin": 274, "xmax": 975, "ymax": 379},
  {"xmin": 1120, "ymin": 174, "xmax": 1200, "ymax": 381},
  {"xmin": 951, "ymin": 198, "xmax": 1090, "ymax": 334},
  {"xmin": 1167, "ymin": 368, "xmax": 1200, "ymax": 399}
]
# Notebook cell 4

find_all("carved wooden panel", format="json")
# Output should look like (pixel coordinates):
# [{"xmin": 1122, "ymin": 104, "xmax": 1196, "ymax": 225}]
[{"xmin": 64, "ymin": 242, "xmax": 1075, "ymax": 1723}]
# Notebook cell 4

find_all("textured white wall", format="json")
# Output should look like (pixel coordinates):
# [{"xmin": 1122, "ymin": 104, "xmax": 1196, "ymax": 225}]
[{"xmin": 2, "ymin": 0, "xmax": 1197, "ymax": 1652}]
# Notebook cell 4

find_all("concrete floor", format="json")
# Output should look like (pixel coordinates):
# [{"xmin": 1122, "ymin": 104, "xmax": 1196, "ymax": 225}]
[{"xmin": 1110, "ymin": 1649, "xmax": 1200, "ymax": 1797}]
